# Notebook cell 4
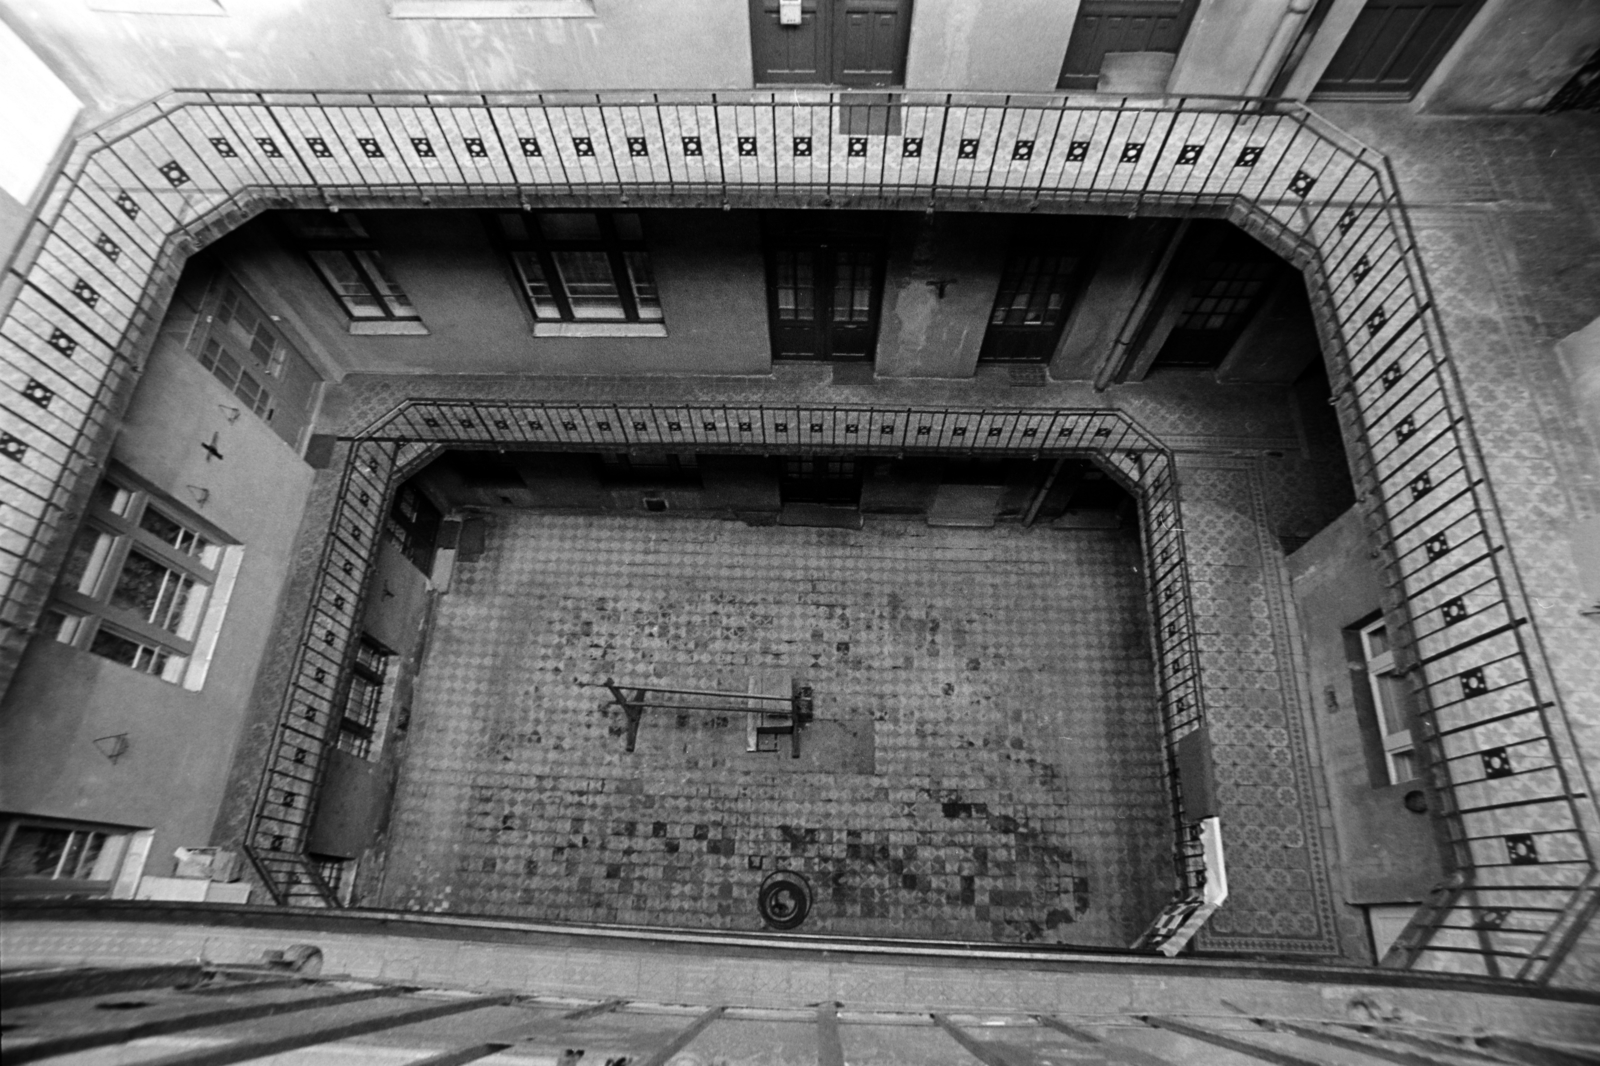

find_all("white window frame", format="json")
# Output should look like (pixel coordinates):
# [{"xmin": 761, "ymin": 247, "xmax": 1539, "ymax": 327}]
[
  {"xmin": 1360, "ymin": 618, "xmax": 1416, "ymax": 784},
  {"xmin": 0, "ymin": 815, "xmax": 153, "ymax": 899},
  {"xmin": 44, "ymin": 468, "xmax": 239, "ymax": 690}
]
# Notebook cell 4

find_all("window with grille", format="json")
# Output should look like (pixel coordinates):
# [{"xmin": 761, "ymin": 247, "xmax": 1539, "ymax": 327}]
[
  {"xmin": 0, "ymin": 816, "xmax": 139, "ymax": 897},
  {"xmin": 491, "ymin": 211, "xmax": 662, "ymax": 324},
  {"xmin": 43, "ymin": 471, "xmax": 234, "ymax": 687},
  {"xmin": 337, "ymin": 636, "xmax": 391, "ymax": 760},
  {"xmin": 286, "ymin": 211, "xmax": 421, "ymax": 322},
  {"xmin": 1174, "ymin": 259, "xmax": 1277, "ymax": 332}
]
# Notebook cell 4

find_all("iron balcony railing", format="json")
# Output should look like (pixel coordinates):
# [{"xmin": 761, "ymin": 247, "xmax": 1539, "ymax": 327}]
[{"xmin": 1, "ymin": 88, "xmax": 1594, "ymax": 979}]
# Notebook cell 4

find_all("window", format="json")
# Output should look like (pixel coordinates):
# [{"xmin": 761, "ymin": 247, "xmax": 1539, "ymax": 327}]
[
  {"xmin": 285, "ymin": 212, "xmax": 425, "ymax": 334},
  {"xmin": 978, "ymin": 219, "xmax": 1099, "ymax": 364},
  {"xmin": 43, "ymin": 471, "xmax": 234, "ymax": 687},
  {"xmin": 0, "ymin": 816, "xmax": 141, "ymax": 898},
  {"xmin": 386, "ymin": 482, "xmax": 443, "ymax": 574},
  {"xmin": 1360, "ymin": 619, "xmax": 1417, "ymax": 784},
  {"xmin": 337, "ymin": 636, "xmax": 391, "ymax": 760},
  {"xmin": 187, "ymin": 279, "xmax": 324, "ymax": 449},
  {"xmin": 490, "ymin": 211, "xmax": 665, "ymax": 335}
]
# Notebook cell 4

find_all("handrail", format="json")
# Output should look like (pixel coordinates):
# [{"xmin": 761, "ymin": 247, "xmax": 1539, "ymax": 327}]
[{"xmin": 0, "ymin": 88, "xmax": 1593, "ymax": 980}]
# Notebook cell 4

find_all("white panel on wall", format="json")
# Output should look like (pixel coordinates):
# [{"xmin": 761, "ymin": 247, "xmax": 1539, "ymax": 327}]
[{"xmin": 0, "ymin": 19, "xmax": 82, "ymax": 205}]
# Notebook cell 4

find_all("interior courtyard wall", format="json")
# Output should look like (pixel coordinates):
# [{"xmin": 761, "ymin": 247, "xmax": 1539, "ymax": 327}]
[
  {"xmin": 1168, "ymin": 0, "xmax": 1302, "ymax": 98},
  {"xmin": 1286, "ymin": 506, "xmax": 1445, "ymax": 918},
  {"xmin": 1412, "ymin": 0, "xmax": 1600, "ymax": 114},
  {"xmin": 1315, "ymin": 106, "xmax": 1600, "ymax": 928},
  {"xmin": 901, "ymin": 0, "xmax": 1079, "ymax": 92},
  {"xmin": 875, "ymin": 213, "xmax": 1005, "ymax": 380},
  {"xmin": 0, "ymin": 306, "xmax": 317, "ymax": 880},
  {"xmin": 0, "ymin": 0, "xmax": 752, "ymax": 128},
  {"xmin": 214, "ymin": 209, "xmax": 776, "ymax": 379}
]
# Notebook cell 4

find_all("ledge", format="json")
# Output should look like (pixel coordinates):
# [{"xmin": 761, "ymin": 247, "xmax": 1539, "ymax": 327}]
[
  {"xmin": 533, "ymin": 322, "xmax": 668, "ymax": 338},
  {"xmin": 350, "ymin": 319, "xmax": 431, "ymax": 336},
  {"xmin": 87, "ymin": 0, "xmax": 226, "ymax": 12},
  {"xmin": 389, "ymin": 0, "xmax": 595, "ymax": 17}
]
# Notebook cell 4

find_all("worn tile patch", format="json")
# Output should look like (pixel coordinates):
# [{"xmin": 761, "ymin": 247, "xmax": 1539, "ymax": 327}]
[{"xmin": 374, "ymin": 513, "xmax": 1170, "ymax": 946}]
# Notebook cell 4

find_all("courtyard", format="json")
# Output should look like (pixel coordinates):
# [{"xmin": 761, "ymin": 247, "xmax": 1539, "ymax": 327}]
[{"xmin": 372, "ymin": 511, "xmax": 1172, "ymax": 946}]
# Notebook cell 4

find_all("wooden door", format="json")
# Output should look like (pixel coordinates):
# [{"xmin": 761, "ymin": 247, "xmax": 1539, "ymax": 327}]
[
  {"xmin": 752, "ymin": 0, "xmax": 912, "ymax": 86},
  {"xmin": 1058, "ymin": 0, "xmax": 1199, "ymax": 90},
  {"xmin": 1315, "ymin": 0, "xmax": 1482, "ymax": 96},
  {"xmin": 978, "ymin": 220, "xmax": 1100, "ymax": 364},
  {"xmin": 765, "ymin": 217, "xmax": 886, "ymax": 362}
]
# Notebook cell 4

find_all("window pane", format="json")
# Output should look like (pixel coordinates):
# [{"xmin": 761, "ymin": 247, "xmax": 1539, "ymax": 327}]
[
  {"xmin": 776, "ymin": 253, "xmax": 813, "ymax": 321},
  {"xmin": 554, "ymin": 251, "xmax": 624, "ymax": 320},
  {"xmin": 512, "ymin": 252, "xmax": 561, "ymax": 319},
  {"xmin": 1390, "ymin": 749, "xmax": 1417, "ymax": 783},
  {"xmin": 540, "ymin": 213, "xmax": 602, "ymax": 241},
  {"xmin": 61, "ymin": 525, "xmax": 116, "ymax": 596},
  {"xmin": 353, "ymin": 251, "xmax": 416, "ymax": 317},
  {"xmin": 216, "ymin": 287, "xmax": 238, "ymax": 326},
  {"xmin": 1375, "ymin": 672, "xmax": 1409, "ymax": 737},
  {"xmin": 0, "ymin": 826, "xmax": 69, "ymax": 877},
  {"xmin": 833, "ymin": 250, "xmax": 873, "ymax": 323},
  {"xmin": 1366, "ymin": 624, "xmax": 1389, "ymax": 657},
  {"xmin": 110, "ymin": 551, "xmax": 200, "ymax": 637},
  {"xmin": 625, "ymin": 252, "xmax": 664, "ymax": 321},
  {"xmin": 89, "ymin": 627, "xmax": 178, "ymax": 678},
  {"xmin": 139, "ymin": 507, "xmax": 218, "ymax": 567},
  {"xmin": 309, "ymin": 251, "xmax": 385, "ymax": 318}
]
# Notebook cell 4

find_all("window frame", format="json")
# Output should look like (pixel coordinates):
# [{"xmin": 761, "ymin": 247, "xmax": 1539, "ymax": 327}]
[
  {"xmin": 488, "ymin": 210, "xmax": 664, "ymax": 327},
  {"xmin": 1359, "ymin": 618, "xmax": 1417, "ymax": 785},
  {"xmin": 336, "ymin": 635, "xmax": 392, "ymax": 761},
  {"xmin": 45, "ymin": 468, "xmax": 235, "ymax": 688},
  {"xmin": 285, "ymin": 212, "xmax": 422, "ymax": 324},
  {"xmin": 0, "ymin": 814, "xmax": 143, "ymax": 898}
]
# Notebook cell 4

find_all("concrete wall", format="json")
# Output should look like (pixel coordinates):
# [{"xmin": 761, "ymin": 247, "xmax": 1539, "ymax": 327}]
[
  {"xmin": 217, "ymin": 209, "xmax": 773, "ymax": 379},
  {"xmin": 1416, "ymin": 0, "xmax": 1600, "ymax": 113},
  {"xmin": 904, "ymin": 0, "xmax": 1079, "ymax": 91},
  {"xmin": 876, "ymin": 214, "xmax": 1004, "ymax": 379},
  {"xmin": 1170, "ymin": 0, "xmax": 1296, "ymax": 97},
  {"xmin": 0, "ymin": 0, "xmax": 752, "ymax": 125},
  {"xmin": 1286, "ymin": 507, "xmax": 1445, "ymax": 910},
  {"xmin": 0, "ymin": 298, "xmax": 316, "ymax": 879}
]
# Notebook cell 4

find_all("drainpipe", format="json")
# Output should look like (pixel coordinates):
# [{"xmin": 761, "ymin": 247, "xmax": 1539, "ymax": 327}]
[
  {"xmin": 1246, "ymin": 0, "xmax": 1317, "ymax": 99},
  {"xmin": 1094, "ymin": 219, "xmax": 1191, "ymax": 393}
]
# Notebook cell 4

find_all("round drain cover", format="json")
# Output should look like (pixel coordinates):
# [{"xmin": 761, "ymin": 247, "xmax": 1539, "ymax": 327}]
[{"xmin": 758, "ymin": 870, "xmax": 812, "ymax": 930}]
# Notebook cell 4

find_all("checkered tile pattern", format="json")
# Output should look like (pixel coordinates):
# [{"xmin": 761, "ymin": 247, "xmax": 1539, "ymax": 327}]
[{"xmin": 375, "ymin": 514, "xmax": 1169, "ymax": 945}]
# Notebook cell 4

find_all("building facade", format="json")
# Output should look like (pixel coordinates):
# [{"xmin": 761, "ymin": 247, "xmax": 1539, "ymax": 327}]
[{"xmin": 2, "ymin": 0, "xmax": 1598, "ymax": 1023}]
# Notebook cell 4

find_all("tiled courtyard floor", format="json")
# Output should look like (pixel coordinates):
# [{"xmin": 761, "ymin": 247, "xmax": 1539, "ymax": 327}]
[{"xmin": 373, "ymin": 512, "xmax": 1171, "ymax": 946}]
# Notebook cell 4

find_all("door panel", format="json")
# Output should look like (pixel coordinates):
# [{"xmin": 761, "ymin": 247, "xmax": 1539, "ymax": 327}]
[
  {"xmin": 1316, "ymin": 0, "xmax": 1481, "ymax": 95},
  {"xmin": 834, "ymin": 1, "xmax": 912, "ymax": 86},
  {"xmin": 978, "ymin": 219, "xmax": 1099, "ymax": 364},
  {"xmin": 1058, "ymin": 0, "xmax": 1197, "ymax": 90},
  {"xmin": 752, "ymin": 0, "xmax": 827, "ymax": 83},
  {"xmin": 752, "ymin": 0, "xmax": 911, "ymax": 85}
]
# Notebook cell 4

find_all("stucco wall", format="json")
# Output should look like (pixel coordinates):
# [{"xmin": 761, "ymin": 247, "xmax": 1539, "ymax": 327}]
[
  {"xmin": 903, "ymin": 0, "xmax": 1078, "ymax": 92},
  {"xmin": 0, "ymin": 321, "xmax": 315, "ymax": 878},
  {"xmin": 0, "ymin": 0, "xmax": 753, "ymax": 126},
  {"xmin": 1416, "ymin": 0, "xmax": 1600, "ymax": 113},
  {"xmin": 1286, "ymin": 507, "xmax": 1445, "ymax": 914}
]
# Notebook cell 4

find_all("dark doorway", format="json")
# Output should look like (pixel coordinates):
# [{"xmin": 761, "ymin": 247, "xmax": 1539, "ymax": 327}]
[
  {"xmin": 780, "ymin": 456, "xmax": 862, "ymax": 506},
  {"xmin": 1314, "ymin": 0, "xmax": 1483, "ymax": 96},
  {"xmin": 751, "ymin": 0, "xmax": 914, "ymax": 86},
  {"xmin": 764, "ymin": 213, "xmax": 888, "ymax": 362},
  {"xmin": 1148, "ymin": 224, "xmax": 1284, "ymax": 372},
  {"xmin": 978, "ymin": 218, "xmax": 1101, "ymax": 364},
  {"xmin": 1057, "ymin": 0, "xmax": 1200, "ymax": 90}
]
